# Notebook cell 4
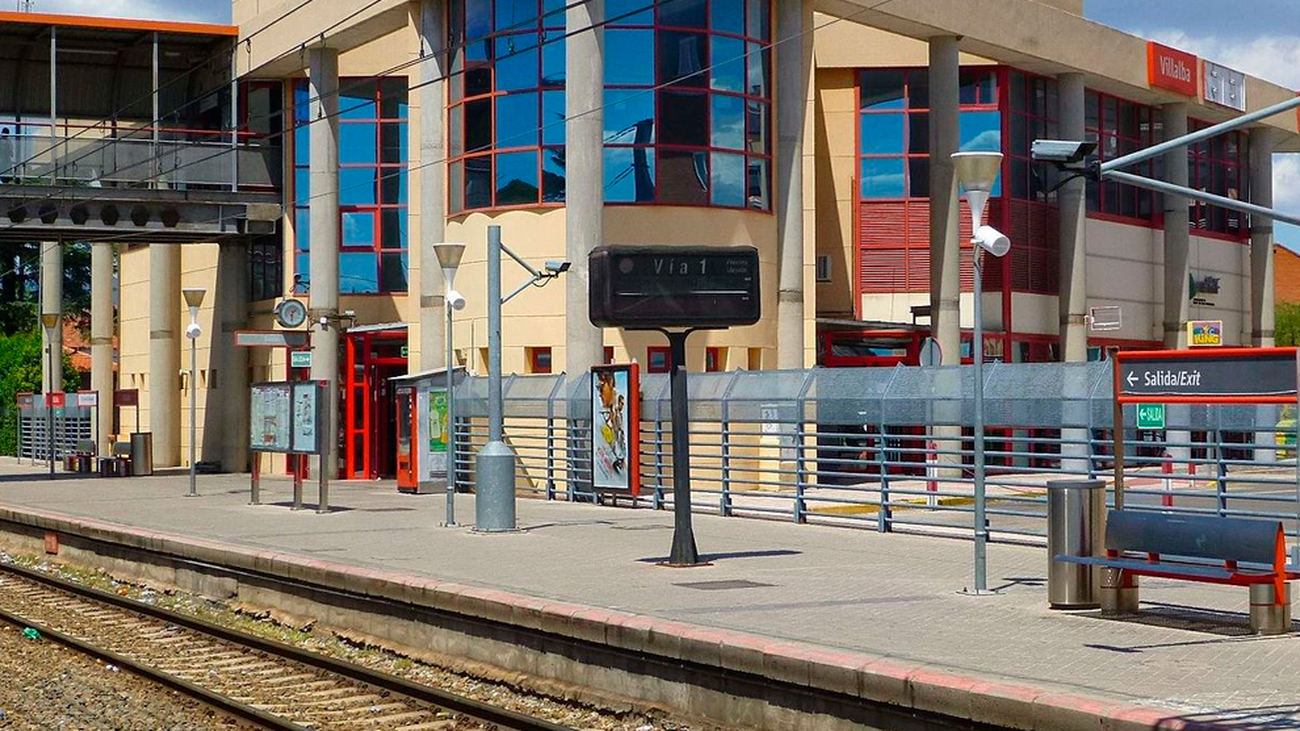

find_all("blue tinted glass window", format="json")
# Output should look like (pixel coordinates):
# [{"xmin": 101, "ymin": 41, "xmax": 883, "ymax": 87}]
[
  {"xmin": 380, "ymin": 78, "xmax": 408, "ymax": 118},
  {"xmin": 293, "ymin": 82, "xmax": 309, "ymax": 120},
  {"xmin": 496, "ymin": 0, "xmax": 537, "ymax": 31},
  {"xmin": 495, "ymin": 34, "xmax": 539, "ymax": 92},
  {"xmin": 381, "ymin": 253, "xmax": 408, "ymax": 292},
  {"xmin": 542, "ymin": 148, "xmax": 566, "ymax": 202},
  {"xmin": 657, "ymin": 149, "xmax": 708, "ymax": 205},
  {"xmin": 711, "ymin": 0, "xmax": 743, "ymax": 34},
  {"xmin": 660, "ymin": 0, "xmax": 705, "ymax": 29},
  {"xmin": 342, "ymin": 211, "xmax": 375, "ymax": 247},
  {"xmin": 659, "ymin": 89, "xmax": 707, "ymax": 146},
  {"xmin": 658, "ymin": 31, "xmax": 707, "ymax": 87},
  {"xmin": 380, "ymin": 167, "xmax": 407, "ymax": 204},
  {"xmin": 541, "ymin": 35, "xmax": 565, "ymax": 86},
  {"xmin": 465, "ymin": 99, "xmax": 492, "ymax": 152},
  {"xmin": 340, "ymin": 123, "xmax": 378, "ymax": 164},
  {"xmin": 465, "ymin": 156, "xmax": 493, "ymax": 207},
  {"xmin": 745, "ymin": 157, "xmax": 768, "ymax": 209},
  {"xmin": 710, "ymin": 152, "xmax": 745, "ymax": 207},
  {"xmin": 860, "ymin": 157, "xmax": 905, "ymax": 198},
  {"xmin": 381, "ymin": 209, "xmax": 406, "ymax": 250},
  {"xmin": 294, "ymin": 168, "xmax": 310, "ymax": 207},
  {"xmin": 745, "ymin": 100, "xmax": 767, "ymax": 153},
  {"xmin": 294, "ymin": 208, "xmax": 310, "ymax": 251},
  {"xmin": 466, "ymin": 0, "xmax": 491, "ymax": 38},
  {"xmin": 861, "ymin": 70, "xmax": 904, "ymax": 110},
  {"xmin": 340, "ymin": 253, "xmax": 378, "ymax": 294},
  {"xmin": 711, "ymin": 94, "xmax": 745, "ymax": 150},
  {"xmin": 542, "ymin": 0, "xmax": 565, "ymax": 26},
  {"xmin": 340, "ymin": 81, "xmax": 377, "ymax": 120},
  {"xmin": 606, "ymin": 30, "xmax": 655, "ymax": 85},
  {"xmin": 607, "ymin": 0, "xmax": 652, "ymax": 23},
  {"xmin": 496, "ymin": 150, "xmax": 539, "ymax": 205},
  {"xmin": 604, "ymin": 147, "xmax": 655, "ymax": 202},
  {"xmin": 542, "ymin": 91, "xmax": 566, "ymax": 145},
  {"xmin": 745, "ymin": 43, "xmax": 767, "ymax": 96},
  {"xmin": 860, "ymin": 113, "xmax": 904, "ymax": 155},
  {"xmin": 378, "ymin": 122, "xmax": 407, "ymax": 165},
  {"xmin": 339, "ymin": 167, "xmax": 377, "ymax": 205},
  {"xmin": 710, "ymin": 36, "xmax": 744, "ymax": 92},
  {"xmin": 294, "ymin": 123, "xmax": 309, "ymax": 165},
  {"xmin": 959, "ymin": 110, "xmax": 1001, "ymax": 152},
  {"xmin": 745, "ymin": 0, "xmax": 769, "ymax": 39},
  {"xmin": 294, "ymin": 254, "xmax": 310, "ymax": 290},
  {"xmin": 496, "ymin": 92, "xmax": 539, "ymax": 148},
  {"xmin": 604, "ymin": 89, "xmax": 654, "ymax": 143}
]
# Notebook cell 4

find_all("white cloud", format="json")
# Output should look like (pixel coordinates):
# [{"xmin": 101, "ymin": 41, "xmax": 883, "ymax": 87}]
[
  {"xmin": 1138, "ymin": 28, "xmax": 1300, "ymax": 89},
  {"xmin": 24, "ymin": 0, "xmax": 226, "ymax": 23}
]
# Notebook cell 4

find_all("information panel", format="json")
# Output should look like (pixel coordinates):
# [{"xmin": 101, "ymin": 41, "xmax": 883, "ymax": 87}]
[
  {"xmin": 588, "ymin": 246, "xmax": 760, "ymax": 328},
  {"xmin": 1117, "ymin": 348, "xmax": 1298, "ymax": 403},
  {"xmin": 250, "ymin": 381, "xmax": 326, "ymax": 454}
]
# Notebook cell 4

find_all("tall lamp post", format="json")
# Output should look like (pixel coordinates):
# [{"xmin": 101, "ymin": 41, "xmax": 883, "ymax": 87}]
[
  {"xmin": 432, "ymin": 242, "xmax": 467, "ymax": 527},
  {"xmin": 41, "ymin": 312, "xmax": 59, "ymax": 479},
  {"xmin": 952, "ymin": 151, "xmax": 1010, "ymax": 595},
  {"xmin": 182, "ymin": 287, "xmax": 206, "ymax": 498}
]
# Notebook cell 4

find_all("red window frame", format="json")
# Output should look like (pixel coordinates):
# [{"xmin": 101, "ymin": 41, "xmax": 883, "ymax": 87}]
[
  {"xmin": 647, "ymin": 346, "xmax": 672, "ymax": 373},
  {"xmin": 1084, "ymin": 89, "xmax": 1157, "ymax": 226},
  {"xmin": 1188, "ymin": 119, "xmax": 1249, "ymax": 241}
]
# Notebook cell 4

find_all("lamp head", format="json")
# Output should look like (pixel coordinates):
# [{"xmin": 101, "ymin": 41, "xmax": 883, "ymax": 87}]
[
  {"xmin": 40, "ymin": 313, "xmax": 59, "ymax": 331},
  {"xmin": 432, "ymin": 242, "xmax": 466, "ymax": 290},
  {"xmin": 952, "ymin": 151, "xmax": 1004, "ymax": 193},
  {"xmin": 181, "ymin": 287, "xmax": 206, "ymax": 309},
  {"xmin": 973, "ymin": 225, "xmax": 1011, "ymax": 258}
]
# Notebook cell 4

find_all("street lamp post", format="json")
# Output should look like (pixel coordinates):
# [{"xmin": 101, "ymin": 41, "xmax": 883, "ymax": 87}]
[
  {"xmin": 182, "ymin": 287, "xmax": 206, "ymax": 498},
  {"xmin": 41, "ymin": 312, "xmax": 59, "ymax": 479},
  {"xmin": 952, "ymin": 151, "xmax": 1010, "ymax": 595},
  {"xmin": 432, "ymin": 242, "xmax": 467, "ymax": 527}
]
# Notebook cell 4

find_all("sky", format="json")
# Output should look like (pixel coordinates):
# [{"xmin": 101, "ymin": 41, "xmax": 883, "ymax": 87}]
[{"xmin": 26, "ymin": 0, "xmax": 1300, "ymax": 247}]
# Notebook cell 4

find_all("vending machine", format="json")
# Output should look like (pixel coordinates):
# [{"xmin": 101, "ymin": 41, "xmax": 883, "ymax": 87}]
[
  {"xmin": 395, "ymin": 384, "xmax": 418, "ymax": 491},
  {"xmin": 392, "ymin": 368, "xmax": 460, "ymax": 495}
]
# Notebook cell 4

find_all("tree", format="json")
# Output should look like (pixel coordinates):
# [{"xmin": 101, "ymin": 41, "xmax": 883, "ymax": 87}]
[
  {"xmin": 0, "ymin": 328, "xmax": 78, "ymax": 456},
  {"xmin": 1277, "ymin": 301, "xmax": 1300, "ymax": 348}
]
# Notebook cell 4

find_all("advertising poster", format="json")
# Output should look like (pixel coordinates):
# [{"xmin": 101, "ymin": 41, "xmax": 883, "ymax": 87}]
[
  {"xmin": 291, "ymin": 382, "xmax": 319, "ymax": 453},
  {"xmin": 250, "ymin": 384, "xmax": 291, "ymax": 452},
  {"xmin": 591, "ymin": 364, "xmax": 640, "ymax": 495},
  {"xmin": 428, "ymin": 390, "xmax": 449, "ymax": 476}
]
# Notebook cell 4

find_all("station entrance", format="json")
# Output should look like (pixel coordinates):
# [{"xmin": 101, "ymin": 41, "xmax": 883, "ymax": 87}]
[{"xmin": 342, "ymin": 327, "xmax": 408, "ymax": 480}]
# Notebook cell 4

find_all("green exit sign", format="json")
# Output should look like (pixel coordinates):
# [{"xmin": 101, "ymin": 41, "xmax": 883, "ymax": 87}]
[
  {"xmin": 290, "ymin": 351, "xmax": 312, "ymax": 369},
  {"xmin": 400, "ymin": 345, "xmax": 409, "ymax": 358},
  {"xmin": 1137, "ymin": 403, "xmax": 1166, "ymax": 430}
]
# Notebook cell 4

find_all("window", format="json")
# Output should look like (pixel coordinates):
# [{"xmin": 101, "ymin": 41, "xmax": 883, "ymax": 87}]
[
  {"xmin": 603, "ymin": 346, "xmax": 615, "ymax": 364},
  {"xmin": 248, "ymin": 234, "xmax": 284, "ymax": 302},
  {"xmin": 527, "ymin": 346, "xmax": 553, "ymax": 373},
  {"xmin": 647, "ymin": 346, "xmax": 672, "ymax": 373},
  {"xmin": 1005, "ymin": 71, "xmax": 1058, "ymax": 204},
  {"xmin": 293, "ymin": 78, "xmax": 409, "ymax": 294},
  {"xmin": 1188, "ymin": 120, "xmax": 1247, "ymax": 237},
  {"xmin": 1083, "ymin": 90, "xmax": 1157, "ymax": 222},
  {"xmin": 705, "ymin": 347, "xmax": 724, "ymax": 371},
  {"xmin": 858, "ymin": 68, "xmax": 1001, "ymax": 201},
  {"xmin": 998, "ymin": 70, "xmax": 1061, "ymax": 296},
  {"xmin": 449, "ymin": 0, "xmax": 772, "ymax": 212},
  {"xmin": 815, "ymin": 254, "xmax": 832, "ymax": 282}
]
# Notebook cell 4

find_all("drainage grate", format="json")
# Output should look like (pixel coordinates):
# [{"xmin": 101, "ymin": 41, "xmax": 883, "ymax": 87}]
[{"xmin": 673, "ymin": 579, "xmax": 776, "ymax": 591}]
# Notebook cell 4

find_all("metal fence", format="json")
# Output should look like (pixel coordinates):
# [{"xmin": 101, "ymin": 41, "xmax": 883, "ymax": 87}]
[
  {"xmin": 16, "ymin": 403, "xmax": 94, "ymax": 462},
  {"xmin": 450, "ymin": 362, "xmax": 1300, "ymax": 543}
]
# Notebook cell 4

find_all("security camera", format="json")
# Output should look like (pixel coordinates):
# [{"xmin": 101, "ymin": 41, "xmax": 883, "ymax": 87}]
[
  {"xmin": 544, "ymin": 260, "xmax": 571, "ymax": 274},
  {"xmin": 185, "ymin": 322, "xmax": 202, "ymax": 339},
  {"xmin": 446, "ymin": 289, "xmax": 467, "ymax": 311},
  {"xmin": 1030, "ymin": 139, "xmax": 1097, "ymax": 164},
  {"xmin": 973, "ymin": 225, "xmax": 1011, "ymax": 258},
  {"xmin": 318, "ymin": 316, "xmax": 330, "ymax": 328}
]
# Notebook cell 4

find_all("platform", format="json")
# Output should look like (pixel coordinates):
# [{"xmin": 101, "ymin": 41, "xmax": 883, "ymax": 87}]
[{"xmin": 0, "ymin": 461, "xmax": 1295, "ymax": 729}]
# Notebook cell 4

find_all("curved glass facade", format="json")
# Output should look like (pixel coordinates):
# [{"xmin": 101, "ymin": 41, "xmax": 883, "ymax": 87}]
[{"xmin": 447, "ymin": 0, "xmax": 772, "ymax": 212}]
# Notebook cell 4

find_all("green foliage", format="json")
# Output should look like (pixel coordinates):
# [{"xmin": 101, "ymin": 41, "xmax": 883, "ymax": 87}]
[
  {"xmin": 0, "ymin": 329, "xmax": 78, "ymax": 456},
  {"xmin": 1277, "ymin": 301, "xmax": 1300, "ymax": 348}
]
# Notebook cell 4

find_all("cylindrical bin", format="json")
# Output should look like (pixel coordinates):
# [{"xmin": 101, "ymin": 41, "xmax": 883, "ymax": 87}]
[
  {"xmin": 129, "ymin": 432, "xmax": 154, "ymax": 477},
  {"xmin": 1046, "ymin": 479, "xmax": 1106, "ymax": 609}
]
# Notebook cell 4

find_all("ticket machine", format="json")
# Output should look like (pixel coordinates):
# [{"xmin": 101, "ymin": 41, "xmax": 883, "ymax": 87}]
[{"xmin": 395, "ymin": 384, "xmax": 418, "ymax": 490}]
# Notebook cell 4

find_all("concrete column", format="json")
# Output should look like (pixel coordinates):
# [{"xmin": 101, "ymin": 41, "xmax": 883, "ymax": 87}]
[
  {"xmin": 309, "ymin": 47, "xmax": 341, "ymax": 478},
  {"xmin": 217, "ymin": 242, "xmax": 250, "ymax": 472},
  {"xmin": 40, "ymin": 241, "xmax": 62, "ymax": 395},
  {"xmin": 928, "ymin": 37, "xmax": 961, "ymax": 365},
  {"xmin": 149, "ymin": 244, "xmax": 180, "ymax": 466},
  {"xmin": 417, "ymin": 0, "xmax": 447, "ymax": 373},
  {"xmin": 1161, "ymin": 103, "xmax": 1190, "ymax": 349},
  {"xmin": 1057, "ymin": 73, "xmax": 1088, "ymax": 362},
  {"xmin": 775, "ymin": 0, "xmax": 811, "ymax": 369},
  {"xmin": 90, "ymin": 241, "xmax": 114, "ymax": 454},
  {"xmin": 564, "ymin": 0, "xmax": 604, "ymax": 376},
  {"xmin": 1249, "ymin": 126, "xmax": 1275, "ymax": 347}
]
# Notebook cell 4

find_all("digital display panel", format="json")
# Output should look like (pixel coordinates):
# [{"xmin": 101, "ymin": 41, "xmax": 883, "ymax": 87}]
[{"xmin": 588, "ymin": 246, "xmax": 761, "ymax": 328}]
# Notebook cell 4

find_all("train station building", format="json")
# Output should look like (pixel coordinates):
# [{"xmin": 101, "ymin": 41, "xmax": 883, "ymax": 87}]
[{"xmin": 15, "ymin": 0, "xmax": 1300, "ymax": 477}]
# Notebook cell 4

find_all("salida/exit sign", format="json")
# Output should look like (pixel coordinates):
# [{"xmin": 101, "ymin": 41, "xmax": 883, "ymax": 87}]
[{"xmin": 1137, "ymin": 403, "xmax": 1166, "ymax": 430}]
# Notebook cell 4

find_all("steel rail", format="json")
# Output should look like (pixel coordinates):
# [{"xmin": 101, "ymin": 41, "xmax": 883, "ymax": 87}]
[
  {"xmin": 0, "ymin": 603, "xmax": 307, "ymax": 731},
  {"xmin": 0, "ymin": 560, "xmax": 575, "ymax": 731}
]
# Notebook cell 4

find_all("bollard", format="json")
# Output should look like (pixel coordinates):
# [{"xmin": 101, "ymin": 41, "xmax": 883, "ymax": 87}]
[
  {"xmin": 1101, "ymin": 567, "xmax": 1139, "ymax": 615},
  {"xmin": 1161, "ymin": 451, "xmax": 1173, "ymax": 507},
  {"xmin": 925, "ymin": 440, "xmax": 938, "ymax": 508},
  {"xmin": 1046, "ymin": 479, "xmax": 1105, "ymax": 609},
  {"xmin": 1248, "ymin": 583, "xmax": 1292, "ymax": 635}
]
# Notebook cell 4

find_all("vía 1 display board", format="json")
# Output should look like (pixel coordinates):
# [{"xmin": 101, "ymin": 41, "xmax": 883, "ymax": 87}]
[{"xmin": 250, "ymin": 381, "xmax": 327, "ymax": 454}]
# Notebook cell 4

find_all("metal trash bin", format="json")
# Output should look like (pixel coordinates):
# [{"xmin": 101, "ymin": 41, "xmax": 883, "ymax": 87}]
[
  {"xmin": 1046, "ymin": 479, "xmax": 1105, "ymax": 609},
  {"xmin": 129, "ymin": 432, "xmax": 154, "ymax": 476}
]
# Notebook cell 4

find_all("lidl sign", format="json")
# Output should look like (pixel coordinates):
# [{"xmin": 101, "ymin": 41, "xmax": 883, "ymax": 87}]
[{"xmin": 1187, "ymin": 320, "xmax": 1223, "ymax": 348}]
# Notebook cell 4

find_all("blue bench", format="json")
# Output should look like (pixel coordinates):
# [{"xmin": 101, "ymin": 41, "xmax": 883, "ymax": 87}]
[{"xmin": 1057, "ymin": 510, "xmax": 1298, "ymax": 634}]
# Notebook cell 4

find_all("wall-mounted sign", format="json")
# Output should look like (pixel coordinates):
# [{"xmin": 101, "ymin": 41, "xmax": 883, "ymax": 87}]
[
  {"xmin": 114, "ymin": 388, "xmax": 139, "ymax": 407},
  {"xmin": 290, "ymin": 350, "xmax": 312, "ymax": 369},
  {"xmin": 1117, "ymin": 348, "xmax": 1297, "ymax": 403},
  {"xmin": 590, "ymin": 363, "xmax": 640, "ymax": 496},
  {"xmin": 15, "ymin": 393, "xmax": 33, "ymax": 408},
  {"xmin": 290, "ymin": 382, "xmax": 321, "ymax": 453},
  {"xmin": 76, "ymin": 391, "xmax": 98, "ymax": 408},
  {"xmin": 1147, "ymin": 42, "xmax": 1198, "ymax": 97},
  {"xmin": 1088, "ymin": 305, "xmax": 1123, "ymax": 332},
  {"xmin": 235, "ymin": 330, "xmax": 310, "ymax": 349},
  {"xmin": 1203, "ymin": 60, "xmax": 1246, "ymax": 112},
  {"xmin": 1137, "ymin": 403, "xmax": 1166, "ymax": 430},
  {"xmin": 1190, "ymin": 273, "xmax": 1221, "ymax": 307},
  {"xmin": 251, "ymin": 383, "xmax": 292, "ymax": 452},
  {"xmin": 46, "ymin": 392, "xmax": 65, "ymax": 408},
  {"xmin": 1187, "ymin": 320, "xmax": 1224, "ymax": 347}
]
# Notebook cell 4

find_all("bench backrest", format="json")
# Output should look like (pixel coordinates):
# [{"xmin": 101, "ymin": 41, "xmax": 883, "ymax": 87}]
[{"xmin": 1105, "ymin": 510, "xmax": 1282, "ymax": 566}]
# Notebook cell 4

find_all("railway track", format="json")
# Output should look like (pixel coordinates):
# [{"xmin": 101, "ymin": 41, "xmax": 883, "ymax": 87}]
[{"xmin": 0, "ymin": 560, "xmax": 576, "ymax": 731}]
